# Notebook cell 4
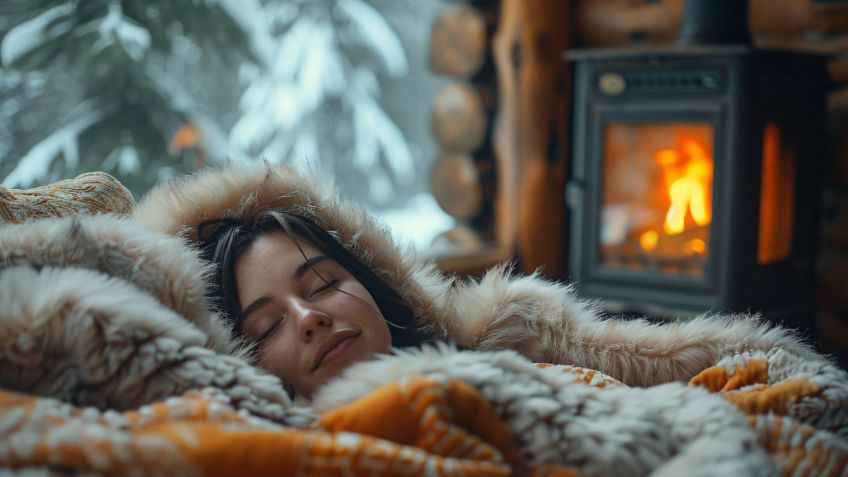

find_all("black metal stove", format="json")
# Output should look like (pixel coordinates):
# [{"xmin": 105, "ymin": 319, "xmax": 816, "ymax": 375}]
[{"xmin": 565, "ymin": 0, "xmax": 828, "ymax": 323}]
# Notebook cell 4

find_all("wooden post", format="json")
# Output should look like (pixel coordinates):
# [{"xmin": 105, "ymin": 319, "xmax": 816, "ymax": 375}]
[{"xmin": 494, "ymin": 0, "xmax": 572, "ymax": 278}]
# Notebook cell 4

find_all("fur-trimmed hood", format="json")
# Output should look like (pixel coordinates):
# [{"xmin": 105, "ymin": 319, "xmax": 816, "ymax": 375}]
[
  {"xmin": 134, "ymin": 163, "xmax": 834, "ymax": 388},
  {"xmin": 134, "ymin": 163, "xmax": 457, "ymax": 344}
]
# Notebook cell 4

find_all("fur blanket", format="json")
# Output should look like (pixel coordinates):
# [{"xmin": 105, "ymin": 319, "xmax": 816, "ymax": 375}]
[
  {"xmin": 0, "ymin": 214, "xmax": 846, "ymax": 476},
  {"xmin": 1, "ymin": 164, "xmax": 846, "ymax": 475}
]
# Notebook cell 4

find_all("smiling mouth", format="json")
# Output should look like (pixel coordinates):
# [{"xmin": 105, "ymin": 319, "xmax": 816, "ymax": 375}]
[{"xmin": 311, "ymin": 330, "xmax": 361, "ymax": 372}]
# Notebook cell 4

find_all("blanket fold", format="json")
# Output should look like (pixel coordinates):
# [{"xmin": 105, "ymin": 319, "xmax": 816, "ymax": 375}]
[{"xmin": 2, "ymin": 347, "xmax": 845, "ymax": 476}]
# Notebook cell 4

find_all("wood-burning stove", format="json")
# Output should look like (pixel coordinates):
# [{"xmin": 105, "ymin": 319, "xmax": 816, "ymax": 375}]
[{"xmin": 565, "ymin": 0, "xmax": 828, "ymax": 323}]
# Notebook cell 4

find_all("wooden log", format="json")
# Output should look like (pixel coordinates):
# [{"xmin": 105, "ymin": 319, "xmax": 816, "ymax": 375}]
[
  {"xmin": 758, "ymin": 32, "xmax": 848, "ymax": 55},
  {"xmin": 432, "ymin": 82, "xmax": 488, "ymax": 152},
  {"xmin": 575, "ymin": 0, "xmax": 682, "ymax": 46},
  {"xmin": 494, "ymin": 0, "xmax": 572, "ymax": 278},
  {"xmin": 751, "ymin": 0, "xmax": 848, "ymax": 35},
  {"xmin": 431, "ymin": 152, "xmax": 483, "ymax": 220},
  {"xmin": 759, "ymin": 34, "xmax": 848, "ymax": 85},
  {"xmin": 430, "ymin": 224, "xmax": 483, "ymax": 255},
  {"xmin": 574, "ymin": 0, "xmax": 848, "ymax": 47},
  {"xmin": 429, "ymin": 5, "xmax": 488, "ymax": 77}
]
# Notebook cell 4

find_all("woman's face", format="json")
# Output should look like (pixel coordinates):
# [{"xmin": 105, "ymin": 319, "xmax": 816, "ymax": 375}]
[{"xmin": 234, "ymin": 232, "xmax": 392, "ymax": 398}]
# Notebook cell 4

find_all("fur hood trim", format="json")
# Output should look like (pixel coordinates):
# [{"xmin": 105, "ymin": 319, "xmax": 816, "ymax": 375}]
[{"xmin": 134, "ymin": 162, "xmax": 455, "ymax": 337}]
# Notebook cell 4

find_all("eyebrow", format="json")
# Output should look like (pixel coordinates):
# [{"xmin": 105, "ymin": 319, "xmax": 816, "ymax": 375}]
[
  {"xmin": 240, "ymin": 255, "xmax": 330, "ymax": 320},
  {"xmin": 294, "ymin": 255, "xmax": 329, "ymax": 279},
  {"xmin": 241, "ymin": 296, "xmax": 271, "ymax": 321}
]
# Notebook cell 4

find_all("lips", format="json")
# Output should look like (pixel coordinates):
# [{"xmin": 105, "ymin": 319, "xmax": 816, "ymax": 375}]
[{"xmin": 311, "ymin": 329, "xmax": 361, "ymax": 372}]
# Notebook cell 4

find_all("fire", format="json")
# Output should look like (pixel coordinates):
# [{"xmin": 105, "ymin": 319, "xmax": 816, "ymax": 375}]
[
  {"xmin": 687, "ymin": 238, "xmax": 706, "ymax": 254},
  {"xmin": 640, "ymin": 230, "xmax": 659, "ymax": 251},
  {"xmin": 654, "ymin": 136, "xmax": 713, "ymax": 235}
]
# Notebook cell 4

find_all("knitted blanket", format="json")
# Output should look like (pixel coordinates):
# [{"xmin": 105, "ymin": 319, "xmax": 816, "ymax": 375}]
[{"xmin": 1, "ymin": 349, "xmax": 845, "ymax": 476}]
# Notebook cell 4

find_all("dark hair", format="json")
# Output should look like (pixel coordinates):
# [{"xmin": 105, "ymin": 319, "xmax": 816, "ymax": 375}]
[{"xmin": 196, "ymin": 210, "xmax": 430, "ymax": 348}]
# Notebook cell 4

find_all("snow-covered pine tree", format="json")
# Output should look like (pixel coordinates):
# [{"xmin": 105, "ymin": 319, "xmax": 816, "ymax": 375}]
[
  {"xmin": 230, "ymin": 0, "xmax": 416, "ymax": 207},
  {"xmin": 2, "ymin": 0, "xmax": 417, "ymax": 210},
  {"xmin": 0, "ymin": 1, "xmax": 254, "ymax": 194}
]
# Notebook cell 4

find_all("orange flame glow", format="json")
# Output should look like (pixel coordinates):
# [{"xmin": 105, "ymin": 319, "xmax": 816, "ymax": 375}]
[
  {"xmin": 653, "ymin": 136, "xmax": 713, "ymax": 236},
  {"xmin": 640, "ymin": 230, "xmax": 659, "ymax": 251}
]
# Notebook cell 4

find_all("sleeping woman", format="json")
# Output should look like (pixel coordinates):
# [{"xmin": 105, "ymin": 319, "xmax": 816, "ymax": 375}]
[
  {"xmin": 2, "ymin": 163, "xmax": 845, "ymax": 475},
  {"xmin": 134, "ymin": 162, "xmax": 838, "ymax": 402},
  {"xmin": 195, "ymin": 210, "xmax": 433, "ymax": 398}
]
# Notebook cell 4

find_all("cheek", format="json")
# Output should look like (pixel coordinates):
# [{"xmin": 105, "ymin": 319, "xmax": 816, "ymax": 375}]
[
  {"xmin": 335, "ymin": 285, "xmax": 391, "ymax": 350},
  {"xmin": 258, "ymin": 335, "xmax": 302, "ymax": 386}
]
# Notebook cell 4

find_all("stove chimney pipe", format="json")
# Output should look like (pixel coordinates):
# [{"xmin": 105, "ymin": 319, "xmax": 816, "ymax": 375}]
[{"xmin": 677, "ymin": 0, "xmax": 752, "ymax": 46}]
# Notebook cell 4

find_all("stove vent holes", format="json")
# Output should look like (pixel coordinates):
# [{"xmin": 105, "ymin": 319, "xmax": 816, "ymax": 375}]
[{"xmin": 596, "ymin": 70, "xmax": 723, "ymax": 95}]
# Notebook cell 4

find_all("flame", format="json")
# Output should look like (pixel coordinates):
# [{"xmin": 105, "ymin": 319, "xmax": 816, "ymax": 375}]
[
  {"xmin": 640, "ymin": 230, "xmax": 659, "ymax": 251},
  {"xmin": 654, "ymin": 136, "xmax": 713, "ymax": 235},
  {"xmin": 688, "ymin": 238, "xmax": 706, "ymax": 254}
]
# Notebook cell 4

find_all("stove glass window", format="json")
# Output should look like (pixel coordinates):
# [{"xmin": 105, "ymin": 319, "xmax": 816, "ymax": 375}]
[
  {"xmin": 600, "ymin": 122, "xmax": 714, "ymax": 277},
  {"xmin": 758, "ymin": 122, "xmax": 795, "ymax": 264}
]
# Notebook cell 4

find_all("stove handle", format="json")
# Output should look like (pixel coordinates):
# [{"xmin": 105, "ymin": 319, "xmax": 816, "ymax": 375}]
[{"xmin": 565, "ymin": 180, "xmax": 584, "ymax": 210}]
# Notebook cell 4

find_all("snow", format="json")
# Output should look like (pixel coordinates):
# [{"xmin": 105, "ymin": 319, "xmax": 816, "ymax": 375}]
[
  {"xmin": 1, "ymin": 3, "xmax": 75, "ymax": 67},
  {"xmin": 352, "ymin": 91, "xmax": 414, "ymax": 184},
  {"xmin": 370, "ymin": 193, "xmax": 455, "ymax": 251},
  {"xmin": 92, "ymin": 3, "xmax": 151, "ymax": 62},
  {"xmin": 1, "ymin": 0, "xmax": 433, "ymax": 250},
  {"xmin": 3, "ymin": 107, "xmax": 106, "ymax": 188},
  {"xmin": 229, "ymin": 0, "xmax": 415, "ymax": 199},
  {"xmin": 338, "ymin": 0, "xmax": 408, "ymax": 77},
  {"xmin": 275, "ymin": 17, "xmax": 313, "ymax": 78},
  {"xmin": 101, "ymin": 143, "xmax": 141, "ymax": 175},
  {"xmin": 117, "ymin": 145, "xmax": 141, "ymax": 174},
  {"xmin": 218, "ymin": 0, "xmax": 274, "ymax": 68},
  {"xmin": 299, "ymin": 23, "xmax": 339, "ymax": 108}
]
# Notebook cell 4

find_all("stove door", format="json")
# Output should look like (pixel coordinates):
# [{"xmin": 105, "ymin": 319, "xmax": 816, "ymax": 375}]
[
  {"xmin": 568, "ymin": 106, "xmax": 725, "ymax": 312},
  {"xmin": 599, "ymin": 121, "xmax": 714, "ymax": 277}
]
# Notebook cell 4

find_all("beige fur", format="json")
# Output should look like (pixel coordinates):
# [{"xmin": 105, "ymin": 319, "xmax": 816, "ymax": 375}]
[
  {"xmin": 313, "ymin": 345, "xmax": 777, "ymax": 476},
  {"xmin": 0, "ymin": 166, "xmax": 844, "ymax": 473},
  {"xmin": 135, "ymin": 162, "xmax": 831, "ymax": 387},
  {"xmin": 0, "ymin": 215, "xmax": 234, "ymax": 354},
  {"xmin": 444, "ymin": 265, "xmax": 823, "ymax": 386},
  {"xmin": 134, "ymin": 163, "xmax": 454, "ymax": 340},
  {"xmin": 0, "ymin": 218, "xmax": 314, "ymax": 426}
]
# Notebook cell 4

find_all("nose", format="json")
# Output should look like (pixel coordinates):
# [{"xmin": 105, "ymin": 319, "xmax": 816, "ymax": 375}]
[{"xmin": 290, "ymin": 299, "xmax": 332, "ymax": 341}]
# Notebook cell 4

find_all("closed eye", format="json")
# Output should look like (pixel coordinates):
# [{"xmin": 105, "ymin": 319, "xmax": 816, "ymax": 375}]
[
  {"xmin": 256, "ymin": 315, "xmax": 285, "ymax": 345},
  {"xmin": 309, "ymin": 279, "xmax": 338, "ymax": 298}
]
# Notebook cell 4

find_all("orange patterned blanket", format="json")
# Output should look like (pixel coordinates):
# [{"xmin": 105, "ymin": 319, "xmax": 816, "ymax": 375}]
[
  {"xmin": 0, "ymin": 176, "xmax": 845, "ymax": 476},
  {"xmin": 1, "ymin": 358, "xmax": 844, "ymax": 476}
]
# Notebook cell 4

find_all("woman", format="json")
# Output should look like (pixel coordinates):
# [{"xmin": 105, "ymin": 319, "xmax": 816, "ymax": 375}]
[
  {"xmin": 134, "ymin": 162, "xmax": 829, "ymax": 400},
  {"xmin": 195, "ymin": 210, "xmax": 432, "ymax": 398}
]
